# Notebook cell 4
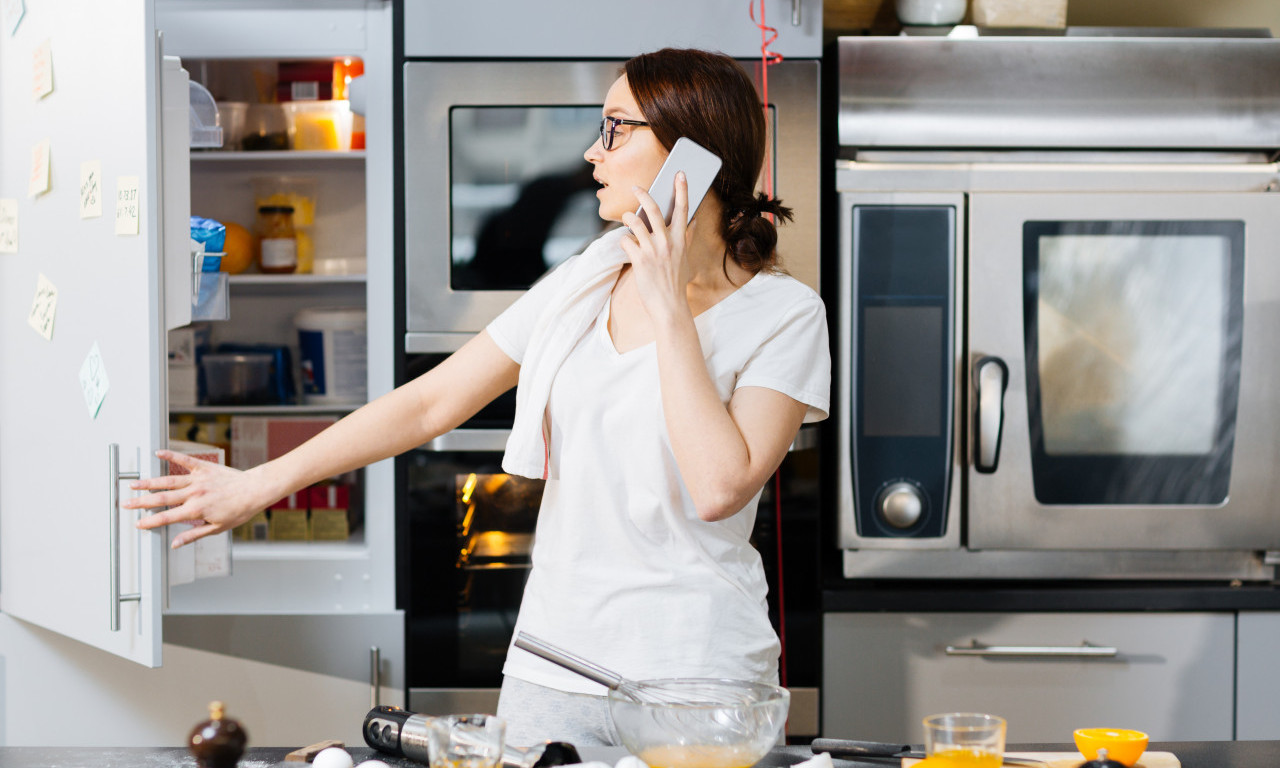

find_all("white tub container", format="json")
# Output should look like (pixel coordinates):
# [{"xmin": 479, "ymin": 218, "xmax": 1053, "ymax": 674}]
[{"xmin": 295, "ymin": 307, "xmax": 367, "ymax": 405}]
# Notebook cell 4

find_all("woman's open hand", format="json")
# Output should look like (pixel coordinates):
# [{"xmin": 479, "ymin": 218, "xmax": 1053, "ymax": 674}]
[
  {"xmin": 619, "ymin": 171, "xmax": 697, "ymax": 323},
  {"xmin": 125, "ymin": 449, "xmax": 271, "ymax": 549}
]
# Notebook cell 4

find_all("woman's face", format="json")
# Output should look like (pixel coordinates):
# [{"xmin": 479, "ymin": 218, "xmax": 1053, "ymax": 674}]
[{"xmin": 584, "ymin": 75, "xmax": 668, "ymax": 223}]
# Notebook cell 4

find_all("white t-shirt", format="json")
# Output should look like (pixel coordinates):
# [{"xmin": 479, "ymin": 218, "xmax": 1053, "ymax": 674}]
[{"xmin": 486, "ymin": 249, "xmax": 831, "ymax": 695}]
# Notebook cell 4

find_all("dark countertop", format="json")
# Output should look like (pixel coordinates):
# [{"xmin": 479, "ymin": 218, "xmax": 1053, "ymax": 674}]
[
  {"xmin": 823, "ymin": 581, "xmax": 1280, "ymax": 613},
  {"xmin": 3, "ymin": 742, "xmax": 1279, "ymax": 768}
]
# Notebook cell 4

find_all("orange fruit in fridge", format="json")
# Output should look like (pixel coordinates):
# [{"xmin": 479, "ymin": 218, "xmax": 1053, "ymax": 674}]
[{"xmin": 221, "ymin": 221, "xmax": 256, "ymax": 274}]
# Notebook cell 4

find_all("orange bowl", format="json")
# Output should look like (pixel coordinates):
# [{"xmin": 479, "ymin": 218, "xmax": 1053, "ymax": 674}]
[{"xmin": 1073, "ymin": 728, "xmax": 1149, "ymax": 766}]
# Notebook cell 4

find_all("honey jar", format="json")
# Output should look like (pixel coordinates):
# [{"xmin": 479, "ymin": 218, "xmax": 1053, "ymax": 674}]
[{"xmin": 257, "ymin": 205, "xmax": 297, "ymax": 274}]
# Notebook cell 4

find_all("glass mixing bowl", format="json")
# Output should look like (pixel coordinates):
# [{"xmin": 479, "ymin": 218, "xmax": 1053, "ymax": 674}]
[{"xmin": 608, "ymin": 679, "xmax": 790, "ymax": 768}]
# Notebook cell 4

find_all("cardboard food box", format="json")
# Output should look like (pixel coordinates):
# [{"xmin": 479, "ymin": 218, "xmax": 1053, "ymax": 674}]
[
  {"xmin": 972, "ymin": 0, "xmax": 1067, "ymax": 28},
  {"xmin": 268, "ymin": 491, "xmax": 309, "ymax": 541},
  {"xmin": 230, "ymin": 415, "xmax": 337, "ymax": 470},
  {"xmin": 166, "ymin": 439, "xmax": 231, "ymax": 583},
  {"xmin": 308, "ymin": 484, "xmax": 351, "ymax": 541}
]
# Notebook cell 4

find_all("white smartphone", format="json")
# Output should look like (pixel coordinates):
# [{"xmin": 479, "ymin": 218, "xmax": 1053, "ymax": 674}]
[{"xmin": 635, "ymin": 137, "xmax": 723, "ymax": 232}]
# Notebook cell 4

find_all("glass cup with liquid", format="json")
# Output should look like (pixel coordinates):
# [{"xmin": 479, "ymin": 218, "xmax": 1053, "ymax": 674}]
[
  {"xmin": 922, "ymin": 712, "xmax": 1007, "ymax": 768},
  {"xmin": 427, "ymin": 714, "xmax": 506, "ymax": 768}
]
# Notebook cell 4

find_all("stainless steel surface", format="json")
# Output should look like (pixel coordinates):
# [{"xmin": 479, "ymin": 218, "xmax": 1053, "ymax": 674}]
[
  {"xmin": 837, "ymin": 36, "xmax": 1280, "ymax": 150},
  {"xmin": 791, "ymin": 0, "xmax": 801, "ymax": 26},
  {"xmin": 975, "ymin": 357, "xmax": 1007, "ymax": 471},
  {"xmin": 944, "ymin": 640, "xmax": 1118, "ymax": 658},
  {"xmin": 409, "ymin": 687, "xmax": 500, "ymax": 717},
  {"xmin": 108, "ymin": 443, "xmax": 141, "ymax": 632},
  {"xmin": 877, "ymin": 483, "xmax": 923, "ymax": 529},
  {"xmin": 370, "ymin": 645, "xmax": 381, "ymax": 708},
  {"xmin": 514, "ymin": 631, "xmax": 625, "ymax": 691},
  {"xmin": 842, "ymin": 548, "xmax": 1273, "ymax": 580},
  {"xmin": 403, "ymin": 59, "xmax": 820, "ymax": 341},
  {"xmin": 837, "ymin": 192, "xmax": 964, "ymax": 552},
  {"xmin": 399, "ymin": 714, "xmax": 433, "ymax": 762},
  {"xmin": 420, "ymin": 428, "xmax": 511, "ymax": 453}
]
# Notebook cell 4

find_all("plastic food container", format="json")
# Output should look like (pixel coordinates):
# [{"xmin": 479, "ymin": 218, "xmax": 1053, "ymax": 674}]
[
  {"xmin": 296, "ymin": 307, "xmax": 367, "ymax": 405},
  {"xmin": 201, "ymin": 352, "xmax": 277, "ymax": 405},
  {"xmin": 284, "ymin": 100, "xmax": 354, "ymax": 151},
  {"xmin": 215, "ymin": 101, "xmax": 249, "ymax": 151},
  {"xmin": 241, "ymin": 103, "xmax": 291, "ymax": 151},
  {"xmin": 251, "ymin": 176, "xmax": 317, "ymax": 228},
  {"xmin": 188, "ymin": 81, "xmax": 223, "ymax": 149}
]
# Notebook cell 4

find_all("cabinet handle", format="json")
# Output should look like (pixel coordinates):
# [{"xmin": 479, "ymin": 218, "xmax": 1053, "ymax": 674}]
[
  {"xmin": 792, "ymin": 0, "xmax": 802, "ymax": 26},
  {"xmin": 109, "ymin": 443, "xmax": 142, "ymax": 632},
  {"xmin": 370, "ymin": 645, "xmax": 381, "ymax": 708},
  {"xmin": 945, "ymin": 640, "xmax": 1118, "ymax": 658},
  {"xmin": 973, "ymin": 356, "xmax": 1009, "ymax": 473}
]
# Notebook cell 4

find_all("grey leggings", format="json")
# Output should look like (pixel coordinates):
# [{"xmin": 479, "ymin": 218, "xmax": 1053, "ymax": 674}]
[{"xmin": 497, "ymin": 675, "xmax": 621, "ymax": 748}]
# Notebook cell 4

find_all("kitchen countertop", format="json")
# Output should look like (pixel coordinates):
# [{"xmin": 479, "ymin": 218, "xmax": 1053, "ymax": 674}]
[
  {"xmin": 823, "ymin": 581, "xmax": 1280, "ymax": 613},
  {"xmin": 3, "ymin": 742, "xmax": 1279, "ymax": 768}
]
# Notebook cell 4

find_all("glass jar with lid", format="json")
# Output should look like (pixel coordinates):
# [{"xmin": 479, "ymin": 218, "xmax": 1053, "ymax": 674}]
[{"xmin": 257, "ymin": 205, "xmax": 297, "ymax": 274}]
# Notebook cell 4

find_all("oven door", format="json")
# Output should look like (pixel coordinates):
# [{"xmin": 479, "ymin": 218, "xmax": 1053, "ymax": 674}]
[
  {"xmin": 967, "ymin": 191, "xmax": 1280, "ymax": 550},
  {"xmin": 402, "ymin": 428, "xmax": 544, "ymax": 714}
]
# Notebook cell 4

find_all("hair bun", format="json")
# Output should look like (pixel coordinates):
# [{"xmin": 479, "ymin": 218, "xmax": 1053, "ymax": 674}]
[{"xmin": 723, "ymin": 193, "xmax": 794, "ymax": 273}]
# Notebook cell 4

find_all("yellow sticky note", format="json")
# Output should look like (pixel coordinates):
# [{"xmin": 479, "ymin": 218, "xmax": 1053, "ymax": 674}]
[
  {"xmin": 27, "ymin": 272, "xmax": 56, "ymax": 341},
  {"xmin": 114, "ymin": 176, "xmax": 139, "ymax": 235},
  {"xmin": 80, "ymin": 161, "xmax": 102, "ymax": 218},
  {"xmin": 0, "ymin": 198, "xmax": 17, "ymax": 253},
  {"xmin": 28, "ymin": 138, "xmax": 50, "ymax": 198},
  {"xmin": 32, "ymin": 38, "xmax": 52, "ymax": 100}
]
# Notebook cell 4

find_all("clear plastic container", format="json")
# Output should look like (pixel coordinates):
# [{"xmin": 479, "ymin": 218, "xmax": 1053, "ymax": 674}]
[
  {"xmin": 251, "ymin": 176, "xmax": 317, "ymax": 227},
  {"xmin": 215, "ymin": 101, "xmax": 249, "ymax": 151},
  {"xmin": 284, "ymin": 100, "xmax": 354, "ymax": 151},
  {"xmin": 201, "ymin": 352, "xmax": 277, "ymax": 405},
  {"xmin": 189, "ymin": 81, "xmax": 223, "ymax": 149},
  {"xmin": 241, "ymin": 103, "xmax": 291, "ymax": 151}
]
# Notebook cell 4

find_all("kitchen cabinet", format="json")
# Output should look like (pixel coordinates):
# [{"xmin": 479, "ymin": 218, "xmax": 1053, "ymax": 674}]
[
  {"xmin": 1236, "ymin": 612, "xmax": 1280, "ymax": 739},
  {"xmin": 823, "ymin": 612, "xmax": 1235, "ymax": 742}
]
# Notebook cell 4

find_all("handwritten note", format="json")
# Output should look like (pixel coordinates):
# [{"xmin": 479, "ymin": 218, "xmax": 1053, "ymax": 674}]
[
  {"xmin": 79, "ymin": 342, "xmax": 110, "ymax": 419},
  {"xmin": 32, "ymin": 38, "xmax": 52, "ymax": 100},
  {"xmin": 28, "ymin": 138, "xmax": 50, "ymax": 198},
  {"xmin": 80, "ymin": 161, "xmax": 102, "ymax": 218},
  {"xmin": 0, "ymin": 199, "xmax": 16, "ymax": 253},
  {"xmin": 1, "ymin": 0, "xmax": 24, "ymax": 37},
  {"xmin": 27, "ymin": 272, "xmax": 56, "ymax": 340},
  {"xmin": 114, "ymin": 176, "xmax": 139, "ymax": 235}
]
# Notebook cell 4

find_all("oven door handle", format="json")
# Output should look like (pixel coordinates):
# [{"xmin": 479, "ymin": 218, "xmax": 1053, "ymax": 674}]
[
  {"xmin": 946, "ymin": 640, "xmax": 1119, "ymax": 659},
  {"xmin": 419, "ymin": 428, "xmax": 511, "ymax": 453},
  {"xmin": 973, "ymin": 356, "xmax": 1009, "ymax": 473}
]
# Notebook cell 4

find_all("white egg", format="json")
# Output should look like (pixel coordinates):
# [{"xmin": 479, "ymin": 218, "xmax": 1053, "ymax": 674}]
[
  {"xmin": 354, "ymin": 761, "xmax": 392, "ymax": 768},
  {"xmin": 312, "ymin": 746, "xmax": 355, "ymax": 768}
]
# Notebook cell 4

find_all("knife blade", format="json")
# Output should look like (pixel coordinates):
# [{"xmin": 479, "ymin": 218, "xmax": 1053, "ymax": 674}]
[{"xmin": 811, "ymin": 738, "xmax": 1047, "ymax": 767}]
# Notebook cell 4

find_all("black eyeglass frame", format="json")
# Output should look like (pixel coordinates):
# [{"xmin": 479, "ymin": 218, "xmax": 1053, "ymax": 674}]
[{"xmin": 599, "ymin": 116, "xmax": 650, "ymax": 151}]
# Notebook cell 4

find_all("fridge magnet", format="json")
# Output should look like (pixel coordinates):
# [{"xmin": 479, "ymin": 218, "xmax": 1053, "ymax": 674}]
[
  {"xmin": 28, "ymin": 138, "xmax": 50, "ymax": 198},
  {"xmin": 32, "ymin": 37, "xmax": 52, "ymax": 100},
  {"xmin": 1, "ymin": 0, "xmax": 23, "ymax": 37},
  {"xmin": 79, "ymin": 160, "xmax": 101, "ymax": 218},
  {"xmin": 0, "ymin": 198, "xmax": 17, "ymax": 253},
  {"xmin": 114, "ymin": 175, "xmax": 139, "ymax": 235},
  {"xmin": 79, "ymin": 341, "xmax": 110, "ymax": 419},
  {"xmin": 27, "ymin": 272, "xmax": 56, "ymax": 341}
]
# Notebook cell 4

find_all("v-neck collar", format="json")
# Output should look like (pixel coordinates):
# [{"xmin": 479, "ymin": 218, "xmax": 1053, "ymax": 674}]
[{"xmin": 602, "ymin": 270, "xmax": 761, "ymax": 357}]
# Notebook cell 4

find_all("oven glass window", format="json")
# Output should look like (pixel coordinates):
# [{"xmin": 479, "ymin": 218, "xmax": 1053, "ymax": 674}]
[
  {"xmin": 449, "ymin": 106, "xmax": 606, "ymax": 291},
  {"xmin": 1023, "ymin": 220, "xmax": 1244, "ymax": 505}
]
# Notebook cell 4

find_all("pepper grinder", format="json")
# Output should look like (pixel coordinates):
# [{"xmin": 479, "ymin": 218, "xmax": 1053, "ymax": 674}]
[
  {"xmin": 188, "ymin": 701, "xmax": 248, "ymax": 768},
  {"xmin": 1079, "ymin": 748, "xmax": 1128, "ymax": 768}
]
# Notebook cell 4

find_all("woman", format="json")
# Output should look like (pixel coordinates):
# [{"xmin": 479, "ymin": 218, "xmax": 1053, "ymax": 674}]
[{"xmin": 129, "ymin": 48, "xmax": 829, "ymax": 746}]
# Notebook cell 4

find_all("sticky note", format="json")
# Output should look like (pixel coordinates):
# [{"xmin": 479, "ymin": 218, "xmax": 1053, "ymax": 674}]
[
  {"xmin": 79, "ymin": 161, "xmax": 102, "ymax": 218},
  {"xmin": 28, "ymin": 138, "xmax": 50, "ymax": 198},
  {"xmin": 79, "ymin": 342, "xmax": 110, "ymax": 419},
  {"xmin": 27, "ymin": 272, "xmax": 56, "ymax": 340},
  {"xmin": 1, "ymin": 0, "xmax": 24, "ymax": 37},
  {"xmin": 32, "ymin": 38, "xmax": 52, "ymax": 100},
  {"xmin": 114, "ymin": 176, "xmax": 139, "ymax": 235},
  {"xmin": 0, "ymin": 198, "xmax": 16, "ymax": 253}
]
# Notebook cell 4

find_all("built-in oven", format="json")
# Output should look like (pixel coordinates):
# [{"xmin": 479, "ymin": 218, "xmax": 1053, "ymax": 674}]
[
  {"xmin": 396, "ymin": 46, "xmax": 823, "ymax": 726},
  {"xmin": 833, "ymin": 34, "xmax": 1280, "ymax": 580}
]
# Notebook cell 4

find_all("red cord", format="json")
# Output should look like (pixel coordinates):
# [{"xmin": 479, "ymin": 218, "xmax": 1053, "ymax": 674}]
[{"xmin": 749, "ymin": 0, "xmax": 784, "ymax": 204}]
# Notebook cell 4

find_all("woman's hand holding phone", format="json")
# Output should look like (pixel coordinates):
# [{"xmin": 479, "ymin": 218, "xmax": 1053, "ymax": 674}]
[{"xmin": 620, "ymin": 171, "xmax": 696, "ymax": 323}]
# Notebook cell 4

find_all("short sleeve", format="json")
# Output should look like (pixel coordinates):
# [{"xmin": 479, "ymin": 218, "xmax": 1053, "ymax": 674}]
[
  {"xmin": 485, "ymin": 255, "xmax": 580, "ymax": 364},
  {"xmin": 735, "ymin": 293, "xmax": 831, "ymax": 423}
]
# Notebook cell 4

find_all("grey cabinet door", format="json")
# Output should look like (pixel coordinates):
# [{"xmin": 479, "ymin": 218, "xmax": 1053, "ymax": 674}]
[
  {"xmin": 823, "ymin": 612, "xmax": 1234, "ymax": 742},
  {"xmin": 1237, "ymin": 612, "xmax": 1280, "ymax": 740},
  {"xmin": 0, "ymin": 0, "xmax": 166, "ymax": 666}
]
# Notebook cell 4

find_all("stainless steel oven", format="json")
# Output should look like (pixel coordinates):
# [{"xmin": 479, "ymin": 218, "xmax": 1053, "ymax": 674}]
[
  {"xmin": 401, "ymin": 58, "xmax": 820, "ymax": 352},
  {"xmin": 833, "ymin": 34, "xmax": 1280, "ymax": 580}
]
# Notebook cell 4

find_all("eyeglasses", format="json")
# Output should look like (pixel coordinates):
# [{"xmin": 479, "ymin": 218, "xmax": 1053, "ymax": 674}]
[{"xmin": 599, "ymin": 116, "xmax": 650, "ymax": 151}]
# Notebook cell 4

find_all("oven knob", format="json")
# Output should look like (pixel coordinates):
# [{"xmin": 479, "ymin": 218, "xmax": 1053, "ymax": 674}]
[{"xmin": 877, "ymin": 482, "xmax": 924, "ymax": 529}]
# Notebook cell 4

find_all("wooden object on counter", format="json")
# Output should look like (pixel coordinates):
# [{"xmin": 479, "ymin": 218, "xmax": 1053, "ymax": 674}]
[
  {"xmin": 825, "ymin": 0, "xmax": 899, "ymax": 30},
  {"xmin": 188, "ymin": 701, "xmax": 248, "ymax": 768},
  {"xmin": 285, "ymin": 740, "xmax": 346, "ymax": 762},
  {"xmin": 904, "ymin": 752, "xmax": 1180, "ymax": 768}
]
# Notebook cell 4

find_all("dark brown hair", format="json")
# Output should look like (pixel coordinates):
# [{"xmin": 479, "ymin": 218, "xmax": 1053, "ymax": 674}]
[{"xmin": 624, "ymin": 48, "xmax": 793, "ymax": 275}]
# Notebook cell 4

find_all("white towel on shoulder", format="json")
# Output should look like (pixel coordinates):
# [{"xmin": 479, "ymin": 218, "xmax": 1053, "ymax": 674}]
[{"xmin": 502, "ymin": 227, "xmax": 631, "ymax": 479}]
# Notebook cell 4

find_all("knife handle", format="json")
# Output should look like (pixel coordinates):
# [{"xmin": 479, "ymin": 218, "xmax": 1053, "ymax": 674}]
[{"xmin": 812, "ymin": 738, "xmax": 912, "ymax": 757}]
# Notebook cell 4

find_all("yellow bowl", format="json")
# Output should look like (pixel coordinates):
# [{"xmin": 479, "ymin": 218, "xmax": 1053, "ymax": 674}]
[{"xmin": 1073, "ymin": 728, "xmax": 1149, "ymax": 766}]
